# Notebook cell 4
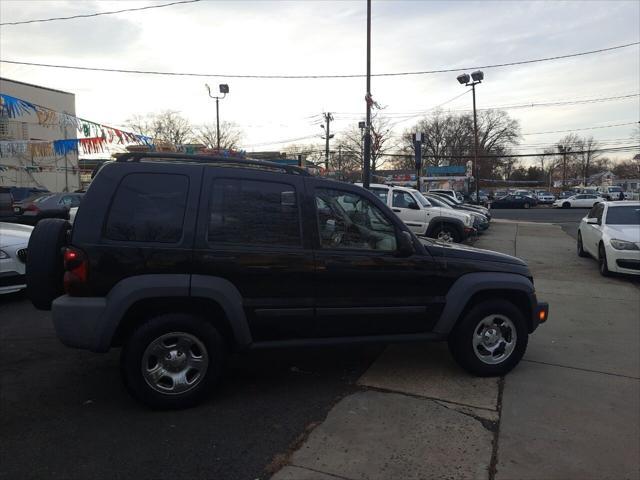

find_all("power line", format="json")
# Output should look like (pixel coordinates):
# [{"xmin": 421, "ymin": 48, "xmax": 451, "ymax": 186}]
[
  {"xmin": 0, "ymin": 0, "xmax": 201, "ymax": 26},
  {"xmin": 521, "ymin": 121, "xmax": 639, "ymax": 136},
  {"xmin": 1, "ymin": 42, "xmax": 637, "ymax": 79}
]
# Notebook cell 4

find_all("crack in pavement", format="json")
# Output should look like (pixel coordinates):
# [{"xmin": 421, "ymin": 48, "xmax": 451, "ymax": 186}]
[{"xmin": 522, "ymin": 358, "xmax": 640, "ymax": 380}]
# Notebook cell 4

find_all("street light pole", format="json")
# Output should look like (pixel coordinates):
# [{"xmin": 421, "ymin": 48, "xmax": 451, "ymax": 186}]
[
  {"xmin": 457, "ymin": 71, "xmax": 484, "ymax": 204},
  {"xmin": 205, "ymin": 83, "xmax": 229, "ymax": 150},
  {"xmin": 363, "ymin": 0, "xmax": 372, "ymax": 189},
  {"xmin": 558, "ymin": 145, "xmax": 572, "ymax": 190}
]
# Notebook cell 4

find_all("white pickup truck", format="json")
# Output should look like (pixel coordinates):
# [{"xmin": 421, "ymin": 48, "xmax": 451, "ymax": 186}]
[{"xmin": 359, "ymin": 183, "xmax": 475, "ymax": 243}]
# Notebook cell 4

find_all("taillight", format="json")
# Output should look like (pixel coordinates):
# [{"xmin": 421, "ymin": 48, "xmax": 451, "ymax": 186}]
[
  {"xmin": 25, "ymin": 203, "xmax": 39, "ymax": 212},
  {"xmin": 63, "ymin": 247, "xmax": 88, "ymax": 295}
]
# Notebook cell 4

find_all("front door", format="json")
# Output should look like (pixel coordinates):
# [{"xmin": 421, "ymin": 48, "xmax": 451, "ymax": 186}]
[
  {"xmin": 310, "ymin": 182, "xmax": 443, "ymax": 337},
  {"xmin": 192, "ymin": 169, "xmax": 316, "ymax": 341},
  {"xmin": 390, "ymin": 189, "xmax": 429, "ymax": 235},
  {"xmin": 582, "ymin": 203, "xmax": 604, "ymax": 256}
]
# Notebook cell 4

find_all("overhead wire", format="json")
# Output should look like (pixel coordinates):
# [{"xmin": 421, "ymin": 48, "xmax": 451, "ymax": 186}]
[
  {"xmin": 1, "ymin": 42, "xmax": 637, "ymax": 78},
  {"xmin": 0, "ymin": 0, "xmax": 201, "ymax": 26}
]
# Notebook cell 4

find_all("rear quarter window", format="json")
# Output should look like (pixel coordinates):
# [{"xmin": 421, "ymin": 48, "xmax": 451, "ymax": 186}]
[{"xmin": 104, "ymin": 173, "xmax": 189, "ymax": 243}]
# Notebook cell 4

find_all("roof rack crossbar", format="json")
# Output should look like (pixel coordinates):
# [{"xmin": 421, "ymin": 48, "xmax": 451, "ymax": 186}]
[{"xmin": 114, "ymin": 152, "xmax": 309, "ymax": 176}]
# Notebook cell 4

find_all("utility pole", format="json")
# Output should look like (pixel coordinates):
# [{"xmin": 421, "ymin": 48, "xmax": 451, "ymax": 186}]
[
  {"xmin": 322, "ymin": 112, "xmax": 333, "ymax": 171},
  {"xmin": 363, "ymin": 0, "xmax": 372, "ymax": 189}
]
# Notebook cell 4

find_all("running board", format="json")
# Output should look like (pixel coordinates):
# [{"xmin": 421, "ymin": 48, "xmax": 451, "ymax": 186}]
[{"xmin": 250, "ymin": 332, "xmax": 445, "ymax": 349}]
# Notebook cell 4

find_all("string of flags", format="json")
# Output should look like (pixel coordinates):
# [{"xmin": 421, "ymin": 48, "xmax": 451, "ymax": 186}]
[{"xmin": 0, "ymin": 93, "xmax": 154, "ymax": 159}]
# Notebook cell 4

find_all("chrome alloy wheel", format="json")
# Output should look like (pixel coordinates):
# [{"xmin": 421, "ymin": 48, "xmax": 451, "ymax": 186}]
[
  {"xmin": 142, "ymin": 332, "xmax": 208, "ymax": 395},
  {"xmin": 472, "ymin": 315, "xmax": 517, "ymax": 365}
]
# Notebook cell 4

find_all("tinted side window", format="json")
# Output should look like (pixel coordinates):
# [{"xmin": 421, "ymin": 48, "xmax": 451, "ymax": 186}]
[
  {"xmin": 371, "ymin": 188, "xmax": 389, "ymax": 203},
  {"xmin": 208, "ymin": 178, "xmax": 301, "ymax": 247},
  {"xmin": 105, "ymin": 173, "xmax": 188, "ymax": 243}
]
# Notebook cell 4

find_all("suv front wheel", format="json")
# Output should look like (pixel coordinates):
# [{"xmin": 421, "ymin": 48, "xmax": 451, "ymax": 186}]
[
  {"xmin": 121, "ymin": 313, "xmax": 226, "ymax": 409},
  {"xmin": 448, "ymin": 299, "xmax": 528, "ymax": 376}
]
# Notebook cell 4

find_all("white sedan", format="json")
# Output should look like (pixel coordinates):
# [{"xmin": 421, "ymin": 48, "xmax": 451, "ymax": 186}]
[
  {"xmin": 577, "ymin": 201, "xmax": 640, "ymax": 276},
  {"xmin": 554, "ymin": 193, "xmax": 603, "ymax": 209},
  {"xmin": 0, "ymin": 222, "xmax": 33, "ymax": 294}
]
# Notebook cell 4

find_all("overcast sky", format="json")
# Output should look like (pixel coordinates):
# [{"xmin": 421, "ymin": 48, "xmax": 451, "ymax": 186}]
[{"xmin": 1, "ymin": 0, "xmax": 638, "ymax": 162}]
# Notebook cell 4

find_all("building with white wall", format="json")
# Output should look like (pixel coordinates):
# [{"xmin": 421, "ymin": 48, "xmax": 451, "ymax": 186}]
[{"xmin": 0, "ymin": 77, "xmax": 79, "ymax": 192}]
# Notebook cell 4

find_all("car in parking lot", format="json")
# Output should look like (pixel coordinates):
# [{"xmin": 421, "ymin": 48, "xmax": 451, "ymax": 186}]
[
  {"xmin": 424, "ymin": 193, "xmax": 489, "ymax": 232},
  {"xmin": 553, "ymin": 193, "xmax": 602, "ymax": 209},
  {"xmin": 596, "ymin": 186, "xmax": 625, "ymax": 201},
  {"xmin": 490, "ymin": 193, "xmax": 538, "ymax": 209},
  {"xmin": 26, "ymin": 152, "xmax": 548, "ymax": 409},
  {"xmin": 363, "ymin": 184, "xmax": 475, "ymax": 242},
  {"xmin": 577, "ymin": 201, "xmax": 640, "ymax": 276},
  {"xmin": 0, "ymin": 222, "xmax": 32, "ymax": 294},
  {"xmin": 14, "ymin": 192, "xmax": 83, "ymax": 225},
  {"xmin": 536, "ymin": 191, "xmax": 556, "ymax": 204}
]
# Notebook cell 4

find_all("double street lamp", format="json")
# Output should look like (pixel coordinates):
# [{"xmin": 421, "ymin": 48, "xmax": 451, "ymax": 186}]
[
  {"xmin": 457, "ymin": 70, "xmax": 484, "ymax": 204},
  {"xmin": 205, "ymin": 83, "xmax": 230, "ymax": 150}
]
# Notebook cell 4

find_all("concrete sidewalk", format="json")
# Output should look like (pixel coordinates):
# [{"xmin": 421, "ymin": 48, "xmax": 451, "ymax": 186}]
[{"xmin": 272, "ymin": 222, "xmax": 640, "ymax": 480}]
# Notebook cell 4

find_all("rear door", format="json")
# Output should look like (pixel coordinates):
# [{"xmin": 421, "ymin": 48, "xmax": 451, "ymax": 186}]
[{"xmin": 192, "ymin": 168, "xmax": 315, "ymax": 341}]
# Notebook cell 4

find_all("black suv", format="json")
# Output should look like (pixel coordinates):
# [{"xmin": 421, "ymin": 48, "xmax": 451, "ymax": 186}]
[{"xmin": 26, "ymin": 153, "xmax": 548, "ymax": 409}]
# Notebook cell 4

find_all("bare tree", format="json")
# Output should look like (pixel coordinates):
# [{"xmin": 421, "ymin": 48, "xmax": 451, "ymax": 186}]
[
  {"xmin": 194, "ymin": 122, "xmax": 244, "ymax": 150},
  {"xmin": 126, "ymin": 110, "xmax": 193, "ymax": 145},
  {"xmin": 574, "ymin": 136, "xmax": 601, "ymax": 185},
  {"xmin": 400, "ymin": 109, "xmax": 521, "ymax": 179},
  {"xmin": 337, "ymin": 115, "xmax": 397, "ymax": 174}
]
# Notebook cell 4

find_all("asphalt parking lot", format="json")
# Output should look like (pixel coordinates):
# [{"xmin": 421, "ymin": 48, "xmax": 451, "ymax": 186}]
[{"xmin": 1, "ymin": 208, "xmax": 638, "ymax": 479}]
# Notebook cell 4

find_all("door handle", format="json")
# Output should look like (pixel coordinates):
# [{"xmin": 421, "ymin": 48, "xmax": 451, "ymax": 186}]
[{"xmin": 392, "ymin": 209, "xmax": 401, "ymax": 212}]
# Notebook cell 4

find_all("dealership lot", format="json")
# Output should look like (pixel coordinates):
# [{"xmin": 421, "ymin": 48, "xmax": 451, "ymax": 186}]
[{"xmin": 1, "ymin": 209, "xmax": 639, "ymax": 480}]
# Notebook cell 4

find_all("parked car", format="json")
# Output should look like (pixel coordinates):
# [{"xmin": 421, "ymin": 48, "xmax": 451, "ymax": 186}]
[
  {"xmin": 536, "ymin": 191, "xmax": 556, "ymax": 204},
  {"xmin": 26, "ymin": 152, "xmax": 548, "ymax": 408},
  {"xmin": 14, "ymin": 192, "xmax": 83, "ymax": 225},
  {"xmin": 425, "ymin": 193, "xmax": 489, "ymax": 232},
  {"xmin": 577, "ymin": 201, "xmax": 640, "ymax": 276},
  {"xmin": 428, "ymin": 189, "xmax": 464, "ymax": 202},
  {"xmin": 557, "ymin": 191, "xmax": 575, "ymax": 199},
  {"xmin": 490, "ymin": 194, "xmax": 538, "ymax": 209},
  {"xmin": 0, "ymin": 187, "xmax": 17, "ymax": 221},
  {"xmin": 9, "ymin": 186, "xmax": 49, "ymax": 203},
  {"xmin": 469, "ymin": 190, "xmax": 490, "ymax": 205},
  {"xmin": 553, "ymin": 194, "xmax": 602, "ymax": 209},
  {"xmin": 596, "ymin": 186, "xmax": 625, "ymax": 201},
  {"xmin": 430, "ymin": 192, "xmax": 491, "ymax": 220},
  {"xmin": 362, "ymin": 183, "xmax": 475, "ymax": 243},
  {"xmin": 0, "ymin": 222, "xmax": 32, "ymax": 294}
]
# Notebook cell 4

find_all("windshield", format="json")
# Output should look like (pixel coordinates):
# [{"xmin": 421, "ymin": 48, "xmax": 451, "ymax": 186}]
[
  {"xmin": 425, "ymin": 195, "xmax": 453, "ymax": 209},
  {"xmin": 605, "ymin": 206, "xmax": 640, "ymax": 225},
  {"xmin": 608, "ymin": 187, "xmax": 623, "ymax": 192},
  {"xmin": 411, "ymin": 190, "xmax": 432, "ymax": 208}
]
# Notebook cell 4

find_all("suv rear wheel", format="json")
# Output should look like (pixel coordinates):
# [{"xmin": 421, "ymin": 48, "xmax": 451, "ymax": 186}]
[
  {"xmin": 121, "ymin": 313, "xmax": 226, "ymax": 409},
  {"xmin": 448, "ymin": 299, "xmax": 528, "ymax": 376}
]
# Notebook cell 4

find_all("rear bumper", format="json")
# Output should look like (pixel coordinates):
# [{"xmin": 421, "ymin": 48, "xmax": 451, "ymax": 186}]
[{"xmin": 52, "ymin": 295, "xmax": 108, "ymax": 352}]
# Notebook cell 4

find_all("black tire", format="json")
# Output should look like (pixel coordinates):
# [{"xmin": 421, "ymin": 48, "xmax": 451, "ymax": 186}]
[
  {"xmin": 430, "ymin": 223, "xmax": 462, "ymax": 243},
  {"xmin": 25, "ymin": 218, "xmax": 69, "ymax": 310},
  {"xmin": 121, "ymin": 313, "xmax": 226, "ymax": 409},
  {"xmin": 562, "ymin": 202, "xmax": 570, "ymax": 209},
  {"xmin": 598, "ymin": 244, "xmax": 611, "ymax": 277},
  {"xmin": 448, "ymin": 299, "xmax": 528, "ymax": 376},
  {"xmin": 577, "ymin": 232, "xmax": 588, "ymax": 258},
  {"xmin": 523, "ymin": 202, "xmax": 530, "ymax": 209}
]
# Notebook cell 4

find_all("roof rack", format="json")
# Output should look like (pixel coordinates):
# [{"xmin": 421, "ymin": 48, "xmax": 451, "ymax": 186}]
[{"xmin": 114, "ymin": 152, "xmax": 310, "ymax": 176}]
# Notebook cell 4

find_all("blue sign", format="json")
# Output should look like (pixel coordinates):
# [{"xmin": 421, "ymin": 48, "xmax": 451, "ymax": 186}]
[{"xmin": 426, "ymin": 166, "xmax": 466, "ymax": 175}]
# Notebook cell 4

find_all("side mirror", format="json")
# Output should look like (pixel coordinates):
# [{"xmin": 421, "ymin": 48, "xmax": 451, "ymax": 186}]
[
  {"xmin": 408, "ymin": 202, "xmax": 420, "ymax": 210},
  {"xmin": 397, "ymin": 230, "xmax": 415, "ymax": 257},
  {"xmin": 586, "ymin": 218, "xmax": 598, "ymax": 225}
]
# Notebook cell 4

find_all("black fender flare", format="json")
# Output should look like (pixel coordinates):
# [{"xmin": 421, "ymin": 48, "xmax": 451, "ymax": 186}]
[
  {"xmin": 433, "ymin": 272, "xmax": 535, "ymax": 335},
  {"xmin": 95, "ymin": 274, "xmax": 251, "ymax": 351},
  {"xmin": 425, "ymin": 217, "xmax": 465, "ymax": 238}
]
